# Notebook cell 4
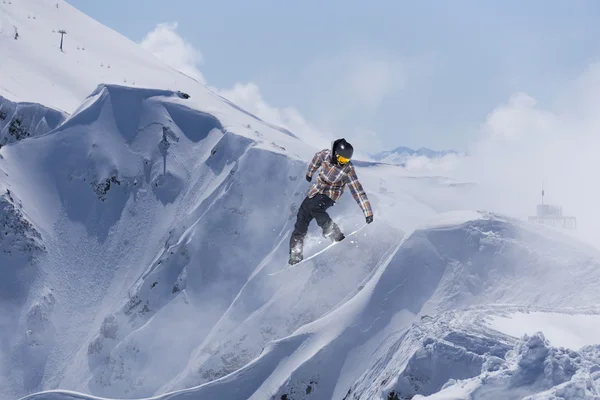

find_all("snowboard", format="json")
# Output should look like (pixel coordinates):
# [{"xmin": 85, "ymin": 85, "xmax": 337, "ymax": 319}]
[{"xmin": 268, "ymin": 223, "xmax": 368, "ymax": 276}]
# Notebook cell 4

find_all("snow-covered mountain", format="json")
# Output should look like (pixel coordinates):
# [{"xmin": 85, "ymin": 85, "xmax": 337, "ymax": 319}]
[
  {"xmin": 372, "ymin": 146, "xmax": 461, "ymax": 165},
  {"xmin": 18, "ymin": 212, "xmax": 600, "ymax": 400},
  {"xmin": 2, "ymin": 1, "xmax": 600, "ymax": 400}
]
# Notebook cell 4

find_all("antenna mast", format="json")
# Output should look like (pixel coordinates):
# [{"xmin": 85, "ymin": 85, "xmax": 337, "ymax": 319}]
[{"xmin": 541, "ymin": 181, "xmax": 544, "ymax": 205}]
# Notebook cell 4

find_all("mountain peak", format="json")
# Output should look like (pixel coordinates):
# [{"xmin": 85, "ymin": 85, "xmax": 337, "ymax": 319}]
[{"xmin": 372, "ymin": 145, "xmax": 461, "ymax": 164}]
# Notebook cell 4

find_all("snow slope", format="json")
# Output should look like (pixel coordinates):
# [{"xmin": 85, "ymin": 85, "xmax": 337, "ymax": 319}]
[
  {"xmin": 0, "ymin": 81, "xmax": 402, "ymax": 399},
  {"xmin": 20, "ymin": 211, "xmax": 600, "ymax": 400}
]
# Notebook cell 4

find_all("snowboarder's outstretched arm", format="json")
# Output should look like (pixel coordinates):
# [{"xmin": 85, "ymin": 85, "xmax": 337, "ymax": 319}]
[
  {"xmin": 345, "ymin": 165, "xmax": 373, "ymax": 222},
  {"xmin": 306, "ymin": 150, "xmax": 327, "ymax": 181}
]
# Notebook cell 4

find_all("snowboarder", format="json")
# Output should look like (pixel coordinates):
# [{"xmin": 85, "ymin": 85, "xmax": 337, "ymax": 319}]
[{"xmin": 288, "ymin": 138, "xmax": 374, "ymax": 265}]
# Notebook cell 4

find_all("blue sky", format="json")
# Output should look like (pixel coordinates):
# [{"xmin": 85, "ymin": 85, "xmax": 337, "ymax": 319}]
[{"xmin": 67, "ymin": 0, "xmax": 600, "ymax": 153}]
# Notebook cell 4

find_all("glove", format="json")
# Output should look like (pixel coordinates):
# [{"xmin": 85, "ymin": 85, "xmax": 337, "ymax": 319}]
[
  {"xmin": 366, "ymin": 215, "xmax": 373, "ymax": 224},
  {"xmin": 306, "ymin": 174, "xmax": 312, "ymax": 182}
]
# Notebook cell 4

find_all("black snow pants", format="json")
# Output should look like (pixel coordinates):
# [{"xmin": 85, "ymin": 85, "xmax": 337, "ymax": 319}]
[{"xmin": 289, "ymin": 194, "xmax": 342, "ymax": 255}]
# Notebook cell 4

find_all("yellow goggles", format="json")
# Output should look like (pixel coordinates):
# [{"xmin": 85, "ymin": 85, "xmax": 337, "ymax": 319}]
[{"xmin": 336, "ymin": 154, "xmax": 350, "ymax": 164}]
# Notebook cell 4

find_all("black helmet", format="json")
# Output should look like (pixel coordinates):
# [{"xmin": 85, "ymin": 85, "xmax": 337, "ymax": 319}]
[{"xmin": 333, "ymin": 138, "xmax": 353, "ymax": 165}]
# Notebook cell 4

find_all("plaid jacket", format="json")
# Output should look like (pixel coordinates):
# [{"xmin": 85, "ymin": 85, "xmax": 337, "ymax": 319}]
[{"xmin": 306, "ymin": 149, "xmax": 373, "ymax": 218}]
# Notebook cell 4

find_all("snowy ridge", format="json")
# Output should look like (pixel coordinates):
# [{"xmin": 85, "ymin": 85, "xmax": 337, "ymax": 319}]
[
  {"xmin": 0, "ymin": 0, "xmax": 199, "ymax": 112},
  {"xmin": 0, "ymin": 80, "xmax": 400, "ymax": 399},
  {"xmin": 245, "ymin": 212, "xmax": 600, "ymax": 399},
  {"xmin": 0, "ymin": 188, "xmax": 45, "ymax": 260},
  {"xmin": 343, "ymin": 212, "xmax": 600, "ymax": 399},
  {"xmin": 0, "ymin": 95, "xmax": 66, "ymax": 147},
  {"xmin": 371, "ymin": 146, "xmax": 462, "ymax": 165},
  {"xmin": 0, "ymin": 0, "xmax": 324, "ymax": 153},
  {"xmin": 409, "ymin": 308, "xmax": 600, "ymax": 399},
  {"xmin": 1, "ymin": 83, "xmax": 286, "ymax": 397},
  {"xmin": 19, "ymin": 211, "xmax": 600, "ymax": 400}
]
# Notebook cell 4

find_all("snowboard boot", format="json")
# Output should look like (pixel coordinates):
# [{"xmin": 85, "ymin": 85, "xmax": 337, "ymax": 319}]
[
  {"xmin": 289, "ymin": 252, "xmax": 303, "ymax": 265},
  {"xmin": 323, "ymin": 222, "xmax": 345, "ymax": 242},
  {"xmin": 331, "ymin": 231, "xmax": 345, "ymax": 242},
  {"xmin": 289, "ymin": 238, "xmax": 304, "ymax": 265}
]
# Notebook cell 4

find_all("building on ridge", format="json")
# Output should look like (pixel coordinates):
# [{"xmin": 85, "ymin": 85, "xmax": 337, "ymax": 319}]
[{"xmin": 528, "ymin": 184, "xmax": 576, "ymax": 229}]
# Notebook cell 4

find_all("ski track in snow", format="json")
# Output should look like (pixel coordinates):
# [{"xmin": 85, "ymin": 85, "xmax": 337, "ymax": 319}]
[{"xmin": 2, "ymin": 1, "xmax": 600, "ymax": 400}]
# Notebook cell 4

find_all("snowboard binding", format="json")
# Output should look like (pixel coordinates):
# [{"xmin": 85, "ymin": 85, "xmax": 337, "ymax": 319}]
[
  {"xmin": 287, "ymin": 222, "xmax": 345, "ymax": 266},
  {"xmin": 323, "ymin": 221, "xmax": 345, "ymax": 242}
]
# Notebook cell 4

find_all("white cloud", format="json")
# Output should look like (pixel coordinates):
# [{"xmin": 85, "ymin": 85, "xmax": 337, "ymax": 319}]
[
  {"xmin": 217, "ymin": 52, "xmax": 408, "ymax": 154},
  {"xmin": 216, "ymin": 82, "xmax": 331, "ymax": 149},
  {"xmin": 135, "ymin": 22, "xmax": 600, "ymax": 245},
  {"xmin": 140, "ymin": 22, "xmax": 333, "ymax": 148},
  {"xmin": 345, "ymin": 57, "xmax": 405, "ymax": 114},
  {"xmin": 302, "ymin": 51, "xmax": 405, "ymax": 125},
  {"xmin": 403, "ymin": 153, "xmax": 462, "ymax": 173},
  {"xmin": 481, "ymin": 92, "xmax": 557, "ymax": 140},
  {"xmin": 140, "ymin": 22, "xmax": 206, "ymax": 84},
  {"xmin": 445, "ymin": 62, "xmax": 600, "ymax": 245},
  {"xmin": 137, "ymin": 24, "xmax": 407, "ymax": 155},
  {"xmin": 298, "ymin": 50, "xmax": 408, "ymax": 154}
]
